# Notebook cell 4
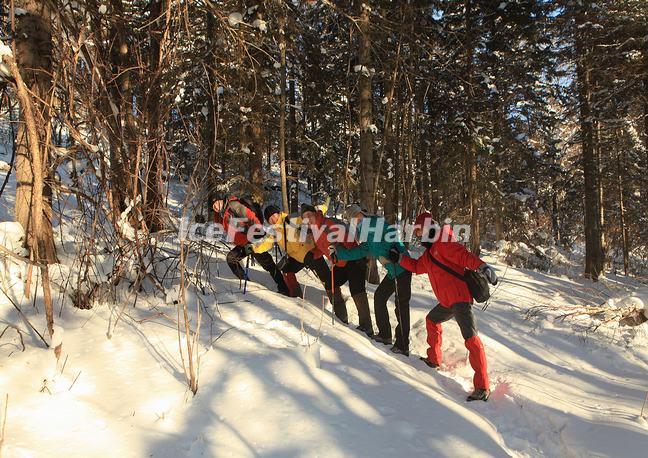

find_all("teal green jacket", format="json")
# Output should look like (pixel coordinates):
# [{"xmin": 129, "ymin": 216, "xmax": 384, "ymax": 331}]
[{"xmin": 335, "ymin": 215, "xmax": 407, "ymax": 279}]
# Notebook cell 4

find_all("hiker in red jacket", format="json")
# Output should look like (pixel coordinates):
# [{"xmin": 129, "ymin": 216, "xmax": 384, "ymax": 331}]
[
  {"xmin": 396, "ymin": 212, "xmax": 498, "ymax": 402},
  {"xmin": 213, "ymin": 195, "xmax": 289, "ymax": 296},
  {"xmin": 301, "ymin": 203, "xmax": 372, "ymax": 333}
]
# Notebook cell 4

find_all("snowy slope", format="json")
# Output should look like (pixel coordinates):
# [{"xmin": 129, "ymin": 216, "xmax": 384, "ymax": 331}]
[{"xmin": 1, "ymin": 241, "xmax": 647, "ymax": 457}]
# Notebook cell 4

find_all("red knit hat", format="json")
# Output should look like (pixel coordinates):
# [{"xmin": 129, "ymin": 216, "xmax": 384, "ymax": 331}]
[{"xmin": 414, "ymin": 212, "xmax": 434, "ymax": 227}]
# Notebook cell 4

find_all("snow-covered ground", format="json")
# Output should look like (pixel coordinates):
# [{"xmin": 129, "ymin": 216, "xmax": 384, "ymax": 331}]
[
  {"xmin": 0, "ymin": 158, "xmax": 647, "ymax": 457},
  {"xmin": 1, "ymin": 238, "xmax": 647, "ymax": 457}
]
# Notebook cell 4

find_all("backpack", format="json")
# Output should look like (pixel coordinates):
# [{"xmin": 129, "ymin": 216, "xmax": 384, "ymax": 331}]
[
  {"xmin": 237, "ymin": 197, "xmax": 264, "ymax": 225},
  {"xmin": 428, "ymin": 252, "xmax": 491, "ymax": 303}
]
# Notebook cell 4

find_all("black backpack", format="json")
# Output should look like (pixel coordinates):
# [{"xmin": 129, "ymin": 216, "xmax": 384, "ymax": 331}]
[{"xmin": 427, "ymin": 252, "xmax": 491, "ymax": 303}]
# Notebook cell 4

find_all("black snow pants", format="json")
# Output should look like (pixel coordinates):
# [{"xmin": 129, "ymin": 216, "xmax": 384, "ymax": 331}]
[
  {"xmin": 331, "ymin": 258, "xmax": 368, "ymax": 294},
  {"xmin": 279, "ymin": 253, "xmax": 332, "ymax": 287},
  {"xmin": 226, "ymin": 245, "xmax": 288, "ymax": 294}
]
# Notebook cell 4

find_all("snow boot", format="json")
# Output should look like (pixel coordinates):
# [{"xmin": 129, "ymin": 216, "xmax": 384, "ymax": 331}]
[
  {"xmin": 419, "ymin": 356, "xmax": 439, "ymax": 369},
  {"xmin": 351, "ymin": 294, "xmax": 373, "ymax": 334},
  {"xmin": 390, "ymin": 345, "xmax": 409, "ymax": 357},
  {"xmin": 372, "ymin": 334, "xmax": 392, "ymax": 346},
  {"xmin": 356, "ymin": 325, "xmax": 374, "ymax": 338},
  {"xmin": 277, "ymin": 284, "xmax": 292, "ymax": 297},
  {"xmin": 467, "ymin": 388, "xmax": 490, "ymax": 402},
  {"xmin": 327, "ymin": 289, "xmax": 349, "ymax": 324},
  {"xmin": 283, "ymin": 272, "xmax": 303, "ymax": 298}
]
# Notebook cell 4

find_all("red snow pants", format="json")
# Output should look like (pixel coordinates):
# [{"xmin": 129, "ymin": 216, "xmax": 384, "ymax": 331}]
[{"xmin": 425, "ymin": 302, "xmax": 489, "ymax": 390}]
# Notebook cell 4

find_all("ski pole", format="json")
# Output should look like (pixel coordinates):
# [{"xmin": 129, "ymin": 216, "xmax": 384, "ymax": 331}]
[{"xmin": 243, "ymin": 255, "xmax": 250, "ymax": 294}]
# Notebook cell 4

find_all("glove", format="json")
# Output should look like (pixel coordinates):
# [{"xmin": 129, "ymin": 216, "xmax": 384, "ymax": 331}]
[
  {"xmin": 243, "ymin": 243, "xmax": 255, "ymax": 255},
  {"xmin": 328, "ymin": 245, "xmax": 338, "ymax": 263},
  {"xmin": 479, "ymin": 263, "xmax": 498, "ymax": 285},
  {"xmin": 388, "ymin": 247, "xmax": 401, "ymax": 264}
]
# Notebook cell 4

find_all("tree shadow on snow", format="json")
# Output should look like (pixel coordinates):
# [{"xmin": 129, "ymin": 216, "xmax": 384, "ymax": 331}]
[{"xmin": 143, "ymin": 271, "xmax": 512, "ymax": 457}]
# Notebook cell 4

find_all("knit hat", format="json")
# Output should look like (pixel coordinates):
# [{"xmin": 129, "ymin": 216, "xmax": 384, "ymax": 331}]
[
  {"xmin": 414, "ymin": 212, "xmax": 434, "ymax": 228},
  {"xmin": 414, "ymin": 212, "xmax": 439, "ymax": 244},
  {"xmin": 263, "ymin": 205, "xmax": 280, "ymax": 223},
  {"xmin": 300, "ymin": 203, "xmax": 317, "ymax": 214},
  {"xmin": 344, "ymin": 203, "xmax": 368, "ymax": 221}
]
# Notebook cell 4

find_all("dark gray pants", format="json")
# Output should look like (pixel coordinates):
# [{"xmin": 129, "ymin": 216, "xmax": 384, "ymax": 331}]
[
  {"xmin": 426, "ymin": 302, "xmax": 477, "ymax": 339},
  {"xmin": 374, "ymin": 270, "xmax": 412, "ymax": 351}
]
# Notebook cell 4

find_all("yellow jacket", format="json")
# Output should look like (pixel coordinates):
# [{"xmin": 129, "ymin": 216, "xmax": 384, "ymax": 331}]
[
  {"xmin": 252, "ymin": 199, "xmax": 329, "ymax": 263},
  {"xmin": 252, "ymin": 212, "xmax": 314, "ymax": 263}
]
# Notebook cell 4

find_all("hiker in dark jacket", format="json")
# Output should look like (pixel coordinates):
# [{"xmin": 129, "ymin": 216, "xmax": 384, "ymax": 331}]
[{"xmin": 213, "ymin": 195, "xmax": 289, "ymax": 296}]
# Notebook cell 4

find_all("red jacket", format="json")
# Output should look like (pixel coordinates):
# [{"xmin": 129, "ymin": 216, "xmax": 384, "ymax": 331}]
[
  {"xmin": 309, "ymin": 211, "xmax": 356, "ymax": 267},
  {"xmin": 400, "ymin": 226, "xmax": 484, "ymax": 307},
  {"xmin": 221, "ymin": 197, "xmax": 262, "ymax": 247}
]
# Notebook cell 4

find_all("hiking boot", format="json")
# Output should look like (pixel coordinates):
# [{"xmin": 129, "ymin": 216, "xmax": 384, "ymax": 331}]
[
  {"xmin": 351, "ymin": 294, "xmax": 373, "ymax": 333},
  {"xmin": 467, "ymin": 388, "xmax": 490, "ymax": 402},
  {"xmin": 287, "ymin": 284, "xmax": 303, "ymax": 298},
  {"xmin": 419, "ymin": 356, "xmax": 439, "ymax": 369},
  {"xmin": 327, "ymin": 289, "xmax": 348, "ymax": 324},
  {"xmin": 277, "ymin": 286, "xmax": 292, "ymax": 297},
  {"xmin": 372, "ymin": 334, "xmax": 392, "ymax": 345},
  {"xmin": 356, "ymin": 325, "xmax": 374, "ymax": 338},
  {"xmin": 390, "ymin": 345, "xmax": 409, "ymax": 357}
]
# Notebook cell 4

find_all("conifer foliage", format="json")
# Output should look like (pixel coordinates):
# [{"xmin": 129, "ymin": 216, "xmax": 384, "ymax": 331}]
[{"xmin": 0, "ymin": 0, "xmax": 647, "ymax": 283}]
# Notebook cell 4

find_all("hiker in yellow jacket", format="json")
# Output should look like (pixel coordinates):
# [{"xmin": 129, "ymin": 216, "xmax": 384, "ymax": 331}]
[{"xmin": 252, "ymin": 201, "xmax": 332, "ymax": 297}]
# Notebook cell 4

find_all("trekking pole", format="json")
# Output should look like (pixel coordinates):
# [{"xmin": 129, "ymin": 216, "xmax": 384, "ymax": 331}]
[
  {"xmin": 390, "ymin": 244, "xmax": 406, "ymax": 352},
  {"xmin": 215, "ymin": 247, "xmax": 220, "ymax": 278},
  {"xmin": 330, "ymin": 263, "xmax": 335, "ymax": 326},
  {"xmin": 393, "ymin": 270, "xmax": 404, "ymax": 350},
  {"xmin": 482, "ymin": 264, "xmax": 508, "ymax": 311},
  {"xmin": 243, "ymin": 255, "xmax": 250, "ymax": 294}
]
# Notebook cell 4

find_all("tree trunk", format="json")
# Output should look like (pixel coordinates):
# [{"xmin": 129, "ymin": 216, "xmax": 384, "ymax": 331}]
[
  {"xmin": 358, "ymin": 3, "xmax": 374, "ymax": 213},
  {"xmin": 383, "ymin": 97, "xmax": 399, "ymax": 223},
  {"xmin": 13, "ymin": 1, "xmax": 56, "ymax": 264},
  {"xmin": 244, "ymin": 2, "xmax": 266, "ymax": 203},
  {"xmin": 143, "ymin": 0, "xmax": 168, "ymax": 232},
  {"xmin": 576, "ymin": 6, "xmax": 604, "ymax": 280},
  {"xmin": 615, "ymin": 131, "xmax": 629, "ymax": 275},
  {"xmin": 464, "ymin": 0, "xmax": 481, "ymax": 255},
  {"xmin": 205, "ymin": 12, "xmax": 221, "ymax": 220},
  {"xmin": 552, "ymin": 192, "xmax": 562, "ymax": 246},
  {"xmin": 644, "ymin": 48, "xmax": 648, "ymax": 156},
  {"xmin": 278, "ymin": 13, "xmax": 289, "ymax": 212},
  {"xmin": 104, "ymin": 0, "xmax": 137, "ymax": 221},
  {"xmin": 420, "ymin": 88, "xmax": 431, "ymax": 210},
  {"xmin": 414, "ymin": 87, "xmax": 424, "ymax": 212},
  {"xmin": 355, "ymin": 3, "xmax": 379, "ymax": 285},
  {"xmin": 394, "ymin": 106, "xmax": 404, "ymax": 220},
  {"xmin": 289, "ymin": 76, "xmax": 298, "ymax": 212},
  {"xmin": 594, "ymin": 120, "xmax": 606, "ymax": 265},
  {"xmin": 248, "ymin": 121, "xmax": 265, "ymax": 202}
]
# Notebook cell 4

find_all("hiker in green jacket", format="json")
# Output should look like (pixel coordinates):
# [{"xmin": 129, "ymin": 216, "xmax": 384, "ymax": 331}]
[{"xmin": 331, "ymin": 204, "xmax": 412, "ymax": 356}]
